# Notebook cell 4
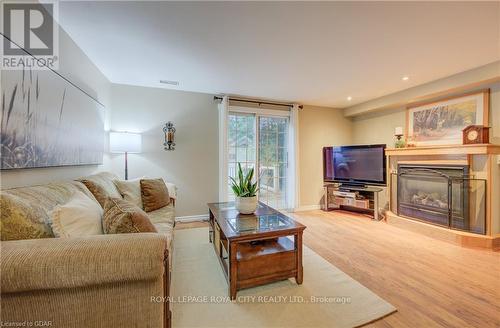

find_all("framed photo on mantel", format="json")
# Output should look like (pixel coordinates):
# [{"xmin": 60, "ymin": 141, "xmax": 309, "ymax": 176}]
[{"xmin": 406, "ymin": 90, "xmax": 489, "ymax": 146}]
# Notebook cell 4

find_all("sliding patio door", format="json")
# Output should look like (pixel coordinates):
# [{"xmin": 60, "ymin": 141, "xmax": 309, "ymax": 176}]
[
  {"xmin": 227, "ymin": 110, "xmax": 290, "ymax": 210},
  {"xmin": 227, "ymin": 113, "xmax": 257, "ymax": 201},
  {"xmin": 258, "ymin": 116, "xmax": 289, "ymax": 209}
]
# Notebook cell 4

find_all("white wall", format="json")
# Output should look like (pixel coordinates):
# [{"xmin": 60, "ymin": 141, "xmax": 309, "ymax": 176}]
[
  {"xmin": 109, "ymin": 84, "xmax": 218, "ymax": 217},
  {"xmin": 0, "ymin": 24, "xmax": 112, "ymax": 188},
  {"xmin": 350, "ymin": 109, "xmax": 405, "ymax": 210},
  {"xmin": 298, "ymin": 105, "xmax": 353, "ymax": 207}
]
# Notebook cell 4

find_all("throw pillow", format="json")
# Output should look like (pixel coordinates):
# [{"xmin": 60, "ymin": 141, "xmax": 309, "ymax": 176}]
[
  {"xmin": 0, "ymin": 194, "xmax": 54, "ymax": 241},
  {"xmin": 49, "ymin": 190, "xmax": 104, "ymax": 238},
  {"xmin": 78, "ymin": 173, "xmax": 122, "ymax": 208},
  {"xmin": 114, "ymin": 178, "xmax": 144, "ymax": 208},
  {"xmin": 103, "ymin": 197, "xmax": 157, "ymax": 234},
  {"xmin": 79, "ymin": 180, "xmax": 109, "ymax": 208},
  {"xmin": 140, "ymin": 178, "xmax": 170, "ymax": 212}
]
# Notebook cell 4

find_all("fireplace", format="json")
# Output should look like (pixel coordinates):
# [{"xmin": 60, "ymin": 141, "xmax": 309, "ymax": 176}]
[{"xmin": 397, "ymin": 164, "xmax": 485, "ymax": 234}]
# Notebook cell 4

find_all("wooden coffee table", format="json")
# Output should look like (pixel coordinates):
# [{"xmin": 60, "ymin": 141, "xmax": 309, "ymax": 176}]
[{"xmin": 207, "ymin": 202, "xmax": 306, "ymax": 299}]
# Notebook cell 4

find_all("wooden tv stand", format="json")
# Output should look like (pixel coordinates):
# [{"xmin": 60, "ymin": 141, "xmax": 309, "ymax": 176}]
[{"xmin": 323, "ymin": 184, "xmax": 383, "ymax": 220}]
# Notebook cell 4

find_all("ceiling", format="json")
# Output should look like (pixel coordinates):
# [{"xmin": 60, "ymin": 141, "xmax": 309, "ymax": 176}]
[{"xmin": 58, "ymin": 1, "xmax": 500, "ymax": 108}]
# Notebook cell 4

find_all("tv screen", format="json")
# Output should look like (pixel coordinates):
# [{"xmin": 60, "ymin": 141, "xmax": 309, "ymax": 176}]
[{"xmin": 323, "ymin": 144, "xmax": 386, "ymax": 186}]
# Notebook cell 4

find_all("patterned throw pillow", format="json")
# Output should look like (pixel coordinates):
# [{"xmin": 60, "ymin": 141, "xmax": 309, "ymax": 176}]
[
  {"xmin": 103, "ymin": 197, "xmax": 157, "ymax": 234},
  {"xmin": 0, "ymin": 195, "xmax": 54, "ymax": 241},
  {"xmin": 140, "ymin": 178, "xmax": 170, "ymax": 212},
  {"xmin": 78, "ymin": 173, "xmax": 122, "ymax": 208}
]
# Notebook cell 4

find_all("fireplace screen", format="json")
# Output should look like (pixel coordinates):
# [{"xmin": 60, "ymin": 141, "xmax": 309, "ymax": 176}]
[{"xmin": 396, "ymin": 165, "xmax": 486, "ymax": 235}]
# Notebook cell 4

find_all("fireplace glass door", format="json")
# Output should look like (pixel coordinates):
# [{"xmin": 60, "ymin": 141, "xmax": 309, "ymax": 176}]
[
  {"xmin": 398, "ymin": 167, "xmax": 453, "ymax": 227},
  {"xmin": 395, "ymin": 166, "xmax": 486, "ymax": 235},
  {"xmin": 397, "ymin": 165, "xmax": 486, "ymax": 234}
]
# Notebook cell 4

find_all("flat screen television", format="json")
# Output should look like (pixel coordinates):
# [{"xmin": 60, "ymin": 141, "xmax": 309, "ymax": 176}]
[{"xmin": 323, "ymin": 144, "xmax": 386, "ymax": 186}]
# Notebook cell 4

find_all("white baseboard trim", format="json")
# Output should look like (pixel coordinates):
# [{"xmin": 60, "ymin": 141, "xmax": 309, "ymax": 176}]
[
  {"xmin": 175, "ymin": 214, "xmax": 209, "ymax": 223},
  {"xmin": 292, "ymin": 205, "xmax": 322, "ymax": 212}
]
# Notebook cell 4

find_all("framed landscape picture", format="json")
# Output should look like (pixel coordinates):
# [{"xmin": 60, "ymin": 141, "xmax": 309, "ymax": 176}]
[{"xmin": 407, "ymin": 90, "xmax": 489, "ymax": 146}]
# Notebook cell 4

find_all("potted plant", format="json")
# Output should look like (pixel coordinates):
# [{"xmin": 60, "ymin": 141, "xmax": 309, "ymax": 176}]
[{"xmin": 230, "ymin": 163, "xmax": 259, "ymax": 214}]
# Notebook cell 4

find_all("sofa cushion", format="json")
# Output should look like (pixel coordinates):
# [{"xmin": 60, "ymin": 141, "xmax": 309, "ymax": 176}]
[
  {"xmin": 140, "ymin": 178, "xmax": 170, "ymax": 212},
  {"xmin": 78, "ymin": 172, "xmax": 122, "ymax": 208},
  {"xmin": 49, "ymin": 190, "xmax": 103, "ymax": 237},
  {"xmin": 0, "ymin": 181, "xmax": 96, "ymax": 241},
  {"xmin": 114, "ymin": 178, "xmax": 144, "ymax": 208},
  {"xmin": 148, "ymin": 204, "xmax": 175, "ymax": 267},
  {"xmin": 148, "ymin": 204, "xmax": 175, "ymax": 225},
  {"xmin": 103, "ymin": 197, "xmax": 157, "ymax": 234},
  {"xmin": 165, "ymin": 182, "xmax": 177, "ymax": 199},
  {"xmin": 152, "ymin": 221, "xmax": 174, "ymax": 240}
]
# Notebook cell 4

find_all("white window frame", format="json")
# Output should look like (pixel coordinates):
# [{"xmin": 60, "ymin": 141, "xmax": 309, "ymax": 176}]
[{"xmin": 225, "ymin": 105, "xmax": 297, "ymax": 210}]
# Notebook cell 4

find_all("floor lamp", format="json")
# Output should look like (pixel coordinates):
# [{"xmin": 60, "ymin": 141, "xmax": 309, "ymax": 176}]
[{"xmin": 109, "ymin": 132, "xmax": 142, "ymax": 180}]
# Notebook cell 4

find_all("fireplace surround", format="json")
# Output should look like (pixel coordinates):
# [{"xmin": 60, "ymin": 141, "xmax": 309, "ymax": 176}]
[
  {"xmin": 396, "ymin": 164, "xmax": 486, "ymax": 235},
  {"xmin": 385, "ymin": 144, "xmax": 500, "ymax": 249}
]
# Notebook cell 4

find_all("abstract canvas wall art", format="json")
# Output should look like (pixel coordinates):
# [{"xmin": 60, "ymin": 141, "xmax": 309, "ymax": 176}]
[
  {"xmin": 407, "ymin": 90, "xmax": 489, "ymax": 146},
  {"xmin": 1, "ymin": 42, "xmax": 104, "ymax": 169}
]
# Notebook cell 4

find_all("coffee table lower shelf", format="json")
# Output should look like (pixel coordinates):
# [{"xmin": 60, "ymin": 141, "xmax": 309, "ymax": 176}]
[{"xmin": 211, "ymin": 226, "xmax": 303, "ymax": 299}]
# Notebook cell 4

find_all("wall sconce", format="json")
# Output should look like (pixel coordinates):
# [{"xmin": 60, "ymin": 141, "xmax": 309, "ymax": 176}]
[{"xmin": 163, "ymin": 121, "xmax": 176, "ymax": 150}]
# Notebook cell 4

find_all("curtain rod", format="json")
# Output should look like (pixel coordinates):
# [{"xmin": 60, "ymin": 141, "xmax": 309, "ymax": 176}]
[{"xmin": 213, "ymin": 96, "xmax": 303, "ymax": 109}]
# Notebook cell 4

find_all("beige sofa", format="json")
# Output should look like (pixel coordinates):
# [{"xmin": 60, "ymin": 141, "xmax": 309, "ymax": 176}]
[{"xmin": 0, "ymin": 172, "xmax": 175, "ymax": 328}]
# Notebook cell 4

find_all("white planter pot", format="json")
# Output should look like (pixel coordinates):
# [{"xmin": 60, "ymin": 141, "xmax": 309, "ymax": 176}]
[{"xmin": 235, "ymin": 196, "xmax": 258, "ymax": 214}]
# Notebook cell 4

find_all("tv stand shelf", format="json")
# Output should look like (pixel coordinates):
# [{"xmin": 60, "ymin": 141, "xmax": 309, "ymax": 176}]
[{"xmin": 323, "ymin": 184, "xmax": 383, "ymax": 220}]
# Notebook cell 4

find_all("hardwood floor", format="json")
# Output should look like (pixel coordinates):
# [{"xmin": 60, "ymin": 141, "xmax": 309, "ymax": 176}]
[
  {"xmin": 175, "ymin": 210, "xmax": 500, "ymax": 327},
  {"xmin": 288, "ymin": 210, "xmax": 500, "ymax": 328}
]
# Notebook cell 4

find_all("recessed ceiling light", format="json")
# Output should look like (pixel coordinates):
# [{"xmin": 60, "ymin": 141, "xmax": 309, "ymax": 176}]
[
  {"xmin": 402, "ymin": 76, "xmax": 409, "ymax": 81},
  {"xmin": 160, "ymin": 80, "xmax": 179, "ymax": 86},
  {"xmin": 347, "ymin": 96, "xmax": 352, "ymax": 101}
]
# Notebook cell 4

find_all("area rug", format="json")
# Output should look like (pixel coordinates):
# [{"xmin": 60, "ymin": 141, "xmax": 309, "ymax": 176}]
[{"xmin": 171, "ymin": 227, "xmax": 396, "ymax": 327}]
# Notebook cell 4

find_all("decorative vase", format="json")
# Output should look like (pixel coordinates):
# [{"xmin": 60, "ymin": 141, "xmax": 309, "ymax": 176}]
[{"xmin": 235, "ymin": 196, "xmax": 258, "ymax": 214}]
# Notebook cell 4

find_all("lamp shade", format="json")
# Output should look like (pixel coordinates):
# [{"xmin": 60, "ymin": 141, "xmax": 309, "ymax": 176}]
[{"xmin": 110, "ymin": 132, "xmax": 142, "ymax": 153}]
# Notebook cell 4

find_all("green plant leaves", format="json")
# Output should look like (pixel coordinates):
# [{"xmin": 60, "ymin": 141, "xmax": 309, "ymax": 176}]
[{"xmin": 230, "ymin": 162, "xmax": 259, "ymax": 197}]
